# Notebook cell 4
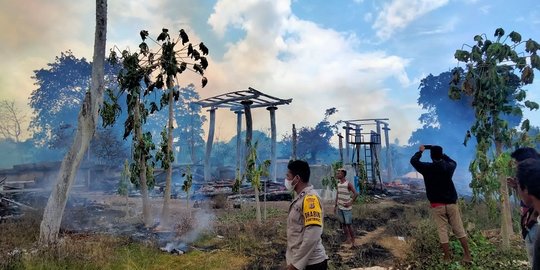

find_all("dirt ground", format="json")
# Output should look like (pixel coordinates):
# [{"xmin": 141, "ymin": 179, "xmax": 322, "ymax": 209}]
[{"xmin": 65, "ymin": 191, "xmax": 416, "ymax": 269}]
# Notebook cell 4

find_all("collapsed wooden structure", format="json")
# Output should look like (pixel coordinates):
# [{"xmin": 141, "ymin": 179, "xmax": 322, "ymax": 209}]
[{"xmin": 195, "ymin": 87, "xmax": 292, "ymax": 182}]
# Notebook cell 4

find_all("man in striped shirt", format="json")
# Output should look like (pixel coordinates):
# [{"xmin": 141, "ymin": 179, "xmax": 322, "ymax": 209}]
[{"xmin": 334, "ymin": 168, "xmax": 358, "ymax": 248}]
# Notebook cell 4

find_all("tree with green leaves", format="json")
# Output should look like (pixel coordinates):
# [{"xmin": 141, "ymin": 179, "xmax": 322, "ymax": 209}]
[
  {"xmin": 142, "ymin": 28, "xmax": 208, "ymax": 227},
  {"xmin": 181, "ymin": 166, "xmax": 193, "ymax": 217},
  {"xmin": 102, "ymin": 49, "xmax": 155, "ymax": 226},
  {"xmin": 29, "ymin": 51, "xmax": 121, "ymax": 150},
  {"xmin": 102, "ymin": 27, "xmax": 208, "ymax": 227},
  {"xmin": 244, "ymin": 141, "xmax": 271, "ymax": 224},
  {"xmin": 39, "ymin": 0, "xmax": 108, "ymax": 245},
  {"xmin": 450, "ymin": 28, "xmax": 540, "ymax": 247},
  {"xmin": 296, "ymin": 108, "xmax": 339, "ymax": 163},
  {"xmin": 321, "ymin": 161, "xmax": 342, "ymax": 191}
]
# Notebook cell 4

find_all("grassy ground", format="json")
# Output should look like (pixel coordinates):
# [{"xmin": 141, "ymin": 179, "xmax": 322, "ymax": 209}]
[{"xmin": 0, "ymin": 194, "xmax": 530, "ymax": 270}]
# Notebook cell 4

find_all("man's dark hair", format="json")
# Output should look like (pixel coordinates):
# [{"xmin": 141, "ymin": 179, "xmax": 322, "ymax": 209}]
[
  {"xmin": 511, "ymin": 147, "xmax": 540, "ymax": 162},
  {"xmin": 288, "ymin": 160, "xmax": 310, "ymax": 183},
  {"xmin": 430, "ymin": 145, "xmax": 443, "ymax": 160},
  {"xmin": 517, "ymin": 158, "xmax": 540, "ymax": 199}
]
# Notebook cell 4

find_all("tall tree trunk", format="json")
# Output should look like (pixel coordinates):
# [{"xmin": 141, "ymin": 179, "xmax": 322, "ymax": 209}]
[
  {"xmin": 39, "ymin": 0, "xmax": 107, "ymax": 245},
  {"xmin": 135, "ymin": 98, "xmax": 152, "ymax": 227},
  {"xmin": 496, "ymin": 140, "xmax": 513, "ymax": 247},
  {"xmin": 160, "ymin": 77, "xmax": 174, "ymax": 227}
]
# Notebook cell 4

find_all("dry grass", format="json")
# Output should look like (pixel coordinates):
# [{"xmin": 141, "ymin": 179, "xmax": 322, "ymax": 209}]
[{"xmin": 0, "ymin": 194, "xmax": 530, "ymax": 270}]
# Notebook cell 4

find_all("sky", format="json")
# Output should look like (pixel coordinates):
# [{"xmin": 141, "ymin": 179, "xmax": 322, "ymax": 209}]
[{"xmin": 1, "ymin": 0, "xmax": 539, "ymax": 146}]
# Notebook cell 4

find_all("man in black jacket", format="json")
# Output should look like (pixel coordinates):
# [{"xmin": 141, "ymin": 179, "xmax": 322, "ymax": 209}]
[{"xmin": 410, "ymin": 145, "xmax": 472, "ymax": 264}]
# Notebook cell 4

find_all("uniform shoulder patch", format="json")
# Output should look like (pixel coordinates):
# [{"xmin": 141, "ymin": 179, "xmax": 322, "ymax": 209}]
[{"xmin": 302, "ymin": 194, "xmax": 322, "ymax": 227}]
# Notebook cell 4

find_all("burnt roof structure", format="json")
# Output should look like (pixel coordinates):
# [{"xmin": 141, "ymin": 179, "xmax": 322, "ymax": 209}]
[
  {"xmin": 195, "ymin": 87, "xmax": 292, "ymax": 184},
  {"xmin": 196, "ymin": 87, "xmax": 292, "ymax": 111}
]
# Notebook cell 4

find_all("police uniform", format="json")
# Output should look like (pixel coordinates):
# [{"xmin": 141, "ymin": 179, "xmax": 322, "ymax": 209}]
[{"xmin": 286, "ymin": 185, "xmax": 328, "ymax": 269}]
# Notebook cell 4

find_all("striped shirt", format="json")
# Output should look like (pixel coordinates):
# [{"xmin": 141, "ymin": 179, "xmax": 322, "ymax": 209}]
[{"xmin": 337, "ymin": 180, "xmax": 352, "ymax": 210}]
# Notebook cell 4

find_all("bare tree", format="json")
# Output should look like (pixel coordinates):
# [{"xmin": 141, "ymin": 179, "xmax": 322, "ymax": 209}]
[
  {"xmin": 0, "ymin": 100, "xmax": 26, "ymax": 142},
  {"xmin": 39, "ymin": 0, "xmax": 107, "ymax": 245}
]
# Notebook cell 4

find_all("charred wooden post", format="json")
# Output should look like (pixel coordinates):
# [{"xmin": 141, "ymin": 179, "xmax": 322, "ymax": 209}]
[
  {"xmin": 204, "ymin": 108, "xmax": 217, "ymax": 182},
  {"xmin": 234, "ymin": 110, "xmax": 243, "ymax": 176},
  {"xmin": 292, "ymin": 124, "xmax": 297, "ymax": 160},
  {"xmin": 267, "ymin": 106, "xmax": 277, "ymax": 183},
  {"xmin": 241, "ymin": 100, "xmax": 253, "ymax": 152},
  {"xmin": 345, "ymin": 123, "xmax": 351, "ymax": 164},
  {"xmin": 338, "ymin": 133, "xmax": 344, "ymax": 164},
  {"xmin": 382, "ymin": 122, "xmax": 393, "ymax": 182}
]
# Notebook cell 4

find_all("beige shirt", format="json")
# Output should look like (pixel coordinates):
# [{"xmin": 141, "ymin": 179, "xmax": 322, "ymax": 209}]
[{"xmin": 286, "ymin": 185, "xmax": 328, "ymax": 269}]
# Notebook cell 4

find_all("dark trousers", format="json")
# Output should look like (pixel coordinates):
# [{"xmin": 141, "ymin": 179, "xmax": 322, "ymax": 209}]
[{"xmin": 305, "ymin": 259, "xmax": 328, "ymax": 270}]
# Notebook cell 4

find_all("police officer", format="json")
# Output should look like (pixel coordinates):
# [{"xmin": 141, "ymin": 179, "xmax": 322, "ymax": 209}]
[{"xmin": 285, "ymin": 160, "xmax": 328, "ymax": 270}]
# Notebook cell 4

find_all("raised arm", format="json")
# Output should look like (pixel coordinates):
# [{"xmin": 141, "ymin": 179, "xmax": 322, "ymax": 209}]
[{"xmin": 410, "ymin": 150, "xmax": 428, "ymax": 173}]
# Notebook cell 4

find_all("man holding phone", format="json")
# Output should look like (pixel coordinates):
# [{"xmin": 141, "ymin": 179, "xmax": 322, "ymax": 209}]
[{"xmin": 410, "ymin": 144, "xmax": 472, "ymax": 264}]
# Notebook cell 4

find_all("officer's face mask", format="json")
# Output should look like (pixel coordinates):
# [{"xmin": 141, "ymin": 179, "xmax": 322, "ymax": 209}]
[{"xmin": 285, "ymin": 175, "xmax": 298, "ymax": 191}]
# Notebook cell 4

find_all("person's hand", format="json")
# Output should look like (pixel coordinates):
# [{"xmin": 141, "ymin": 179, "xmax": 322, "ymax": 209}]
[
  {"xmin": 344, "ymin": 201, "xmax": 352, "ymax": 207},
  {"xmin": 334, "ymin": 205, "xmax": 337, "ymax": 214},
  {"xmin": 419, "ymin": 145, "xmax": 426, "ymax": 152},
  {"xmin": 507, "ymin": 177, "xmax": 518, "ymax": 189}
]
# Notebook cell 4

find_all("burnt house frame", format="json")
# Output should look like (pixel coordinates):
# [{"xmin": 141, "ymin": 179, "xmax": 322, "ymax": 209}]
[{"xmin": 195, "ymin": 87, "xmax": 292, "ymax": 183}]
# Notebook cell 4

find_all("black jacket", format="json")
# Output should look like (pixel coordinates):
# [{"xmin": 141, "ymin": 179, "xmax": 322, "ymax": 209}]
[{"xmin": 410, "ymin": 151, "xmax": 458, "ymax": 204}]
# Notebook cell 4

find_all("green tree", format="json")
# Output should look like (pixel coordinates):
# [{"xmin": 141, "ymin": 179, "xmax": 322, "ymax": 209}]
[
  {"xmin": 181, "ymin": 166, "xmax": 193, "ymax": 217},
  {"xmin": 244, "ymin": 141, "xmax": 270, "ymax": 224},
  {"xmin": 144, "ymin": 28, "xmax": 209, "ymax": 227},
  {"xmin": 28, "ymin": 51, "xmax": 121, "ymax": 149},
  {"xmin": 450, "ymin": 28, "xmax": 540, "ymax": 247},
  {"xmin": 297, "ymin": 108, "xmax": 339, "ymax": 163},
  {"xmin": 102, "ymin": 44, "xmax": 157, "ymax": 227},
  {"xmin": 321, "ymin": 161, "xmax": 342, "ymax": 191},
  {"xmin": 102, "ymin": 27, "xmax": 208, "ymax": 227}
]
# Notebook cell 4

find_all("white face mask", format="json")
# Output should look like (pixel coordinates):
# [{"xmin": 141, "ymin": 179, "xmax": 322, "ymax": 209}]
[{"xmin": 285, "ymin": 177, "xmax": 297, "ymax": 191}]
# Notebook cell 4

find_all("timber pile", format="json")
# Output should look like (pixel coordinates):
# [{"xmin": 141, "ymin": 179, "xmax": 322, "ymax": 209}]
[
  {"xmin": 0, "ymin": 176, "xmax": 23, "ymax": 220},
  {"xmin": 192, "ymin": 180, "xmax": 292, "ymax": 201},
  {"xmin": 0, "ymin": 195, "xmax": 29, "ymax": 221}
]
